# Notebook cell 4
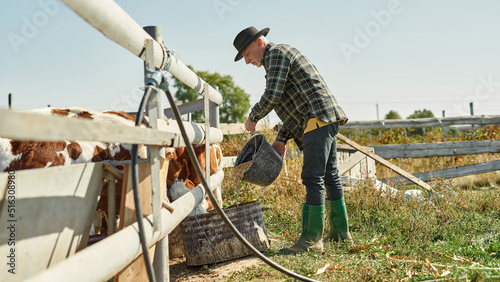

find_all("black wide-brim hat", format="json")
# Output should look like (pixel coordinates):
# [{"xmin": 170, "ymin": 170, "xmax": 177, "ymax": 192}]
[{"xmin": 233, "ymin": 26, "xmax": 270, "ymax": 62}]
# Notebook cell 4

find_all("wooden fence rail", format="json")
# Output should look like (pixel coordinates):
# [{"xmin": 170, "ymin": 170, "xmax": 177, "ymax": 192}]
[
  {"xmin": 341, "ymin": 115, "xmax": 500, "ymax": 130},
  {"xmin": 219, "ymin": 115, "xmax": 500, "ymax": 135},
  {"xmin": 381, "ymin": 160, "xmax": 500, "ymax": 186},
  {"xmin": 370, "ymin": 140, "xmax": 500, "ymax": 159},
  {"xmin": 337, "ymin": 134, "xmax": 433, "ymax": 191},
  {"xmin": 0, "ymin": 108, "xmax": 223, "ymax": 146},
  {"xmin": 369, "ymin": 140, "xmax": 500, "ymax": 186},
  {"xmin": 218, "ymin": 119, "xmax": 500, "ymax": 187}
]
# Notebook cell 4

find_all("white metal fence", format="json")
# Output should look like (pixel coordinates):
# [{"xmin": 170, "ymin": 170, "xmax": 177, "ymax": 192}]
[{"xmin": 0, "ymin": 0, "xmax": 227, "ymax": 281}]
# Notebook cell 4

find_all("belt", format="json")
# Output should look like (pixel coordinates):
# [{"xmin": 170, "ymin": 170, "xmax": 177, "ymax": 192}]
[{"xmin": 303, "ymin": 118, "xmax": 333, "ymax": 134}]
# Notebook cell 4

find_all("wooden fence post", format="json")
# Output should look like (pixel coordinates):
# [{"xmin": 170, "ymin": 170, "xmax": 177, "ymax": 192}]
[
  {"xmin": 442, "ymin": 110, "xmax": 447, "ymax": 141},
  {"xmin": 337, "ymin": 133, "xmax": 433, "ymax": 192}
]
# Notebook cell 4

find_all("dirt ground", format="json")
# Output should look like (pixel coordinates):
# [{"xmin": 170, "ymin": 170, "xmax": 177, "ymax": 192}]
[{"xmin": 169, "ymin": 255, "xmax": 262, "ymax": 281}]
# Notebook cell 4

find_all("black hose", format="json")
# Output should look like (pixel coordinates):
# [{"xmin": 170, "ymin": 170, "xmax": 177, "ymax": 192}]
[
  {"xmin": 131, "ymin": 86, "xmax": 156, "ymax": 282},
  {"xmin": 163, "ymin": 87, "xmax": 320, "ymax": 282}
]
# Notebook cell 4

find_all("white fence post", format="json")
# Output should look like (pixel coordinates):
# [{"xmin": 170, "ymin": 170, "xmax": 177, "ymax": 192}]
[
  {"xmin": 143, "ymin": 26, "xmax": 168, "ymax": 282},
  {"xmin": 204, "ymin": 83, "xmax": 211, "ymax": 189},
  {"xmin": 210, "ymin": 86, "xmax": 220, "ymax": 128}
]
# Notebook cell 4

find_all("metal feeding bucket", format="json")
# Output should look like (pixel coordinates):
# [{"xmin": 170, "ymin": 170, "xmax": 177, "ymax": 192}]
[
  {"xmin": 234, "ymin": 133, "xmax": 283, "ymax": 186},
  {"xmin": 180, "ymin": 201, "xmax": 269, "ymax": 266}
]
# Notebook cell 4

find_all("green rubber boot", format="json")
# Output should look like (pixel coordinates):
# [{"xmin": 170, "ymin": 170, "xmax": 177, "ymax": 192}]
[
  {"xmin": 280, "ymin": 204, "xmax": 325, "ymax": 254},
  {"xmin": 325, "ymin": 198, "xmax": 353, "ymax": 244}
]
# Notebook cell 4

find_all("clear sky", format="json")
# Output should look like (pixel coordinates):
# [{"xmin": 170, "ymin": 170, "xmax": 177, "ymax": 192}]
[{"xmin": 1, "ymin": 0, "xmax": 499, "ymax": 122}]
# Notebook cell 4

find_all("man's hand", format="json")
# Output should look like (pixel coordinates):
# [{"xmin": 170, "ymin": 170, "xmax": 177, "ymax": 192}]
[
  {"xmin": 271, "ymin": 140, "xmax": 286, "ymax": 159},
  {"xmin": 244, "ymin": 117, "xmax": 257, "ymax": 133}
]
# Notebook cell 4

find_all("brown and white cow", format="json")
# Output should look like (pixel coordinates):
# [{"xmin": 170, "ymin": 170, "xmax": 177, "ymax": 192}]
[
  {"xmin": 1, "ymin": 107, "xmax": 222, "ymax": 180},
  {"xmin": 167, "ymin": 143, "xmax": 223, "ymax": 189},
  {"xmin": 0, "ymin": 107, "xmax": 147, "ymax": 172},
  {"xmin": 166, "ymin": 143, "xmax": 223, "ymax": 210},
  {"xmin": 0, "ymin": 107, "xmax": 223, "ymax": 231}
]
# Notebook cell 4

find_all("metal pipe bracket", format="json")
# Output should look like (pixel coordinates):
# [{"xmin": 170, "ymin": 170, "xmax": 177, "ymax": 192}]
[{"xmin": 145, "ymin": 68, "xmax": 163, "ymax": 87}]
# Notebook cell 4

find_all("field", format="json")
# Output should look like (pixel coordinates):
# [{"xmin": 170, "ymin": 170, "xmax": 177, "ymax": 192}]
[{"xmin": 207, "ymin": 125, "xmax": 500, "ymax": 281}]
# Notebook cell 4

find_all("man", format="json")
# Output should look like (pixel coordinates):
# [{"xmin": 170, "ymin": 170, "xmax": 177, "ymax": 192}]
[{"xmin": 233, "ymin": 26, "xmax": 353, "ymax": 254}]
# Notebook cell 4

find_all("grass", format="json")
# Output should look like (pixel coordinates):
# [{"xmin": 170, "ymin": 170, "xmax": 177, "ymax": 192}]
[{"xmin": 219, "ymin": 126, "xmax": 500, "ymax": 281}]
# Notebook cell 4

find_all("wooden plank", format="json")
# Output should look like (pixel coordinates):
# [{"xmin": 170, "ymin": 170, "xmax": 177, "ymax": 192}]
[
  {"xmin": 338, "ymin": 151, "xmax": 367, "ymax": 175},
  {"xmin": 337, "ymin": 143, "xmax": 358, "ymax": 151},
  {"xmin": 118, "ymin": 157, "xmax": 168, "ymax": 229},
  {"xmin": 337, "ymin": 146, "xmax": 376, "ymax": 179},
  {"xmin": 116, "ymin": 156, "xmax": 169, "ymax": 282},
  {"xmin": 342, "ymin": 115, "xmax": 500, "ymax": 130},
  {"xmin": 370, "ymin": 140, "xmax": 500, "ymax": 159},
  {"xmin": 337, "ymin": 133, "xmax": 433, "ymax": 191},
  {"xmin": 114, "ymin": 247, "xmax": 156, "ymax": 282},
  {"xmin": 0, "ymin": 109, "xmax": 224, "ymax": 147},
  {"xmin": 381, "ymin": 160, "xmax": 500, "ymax": 185},
  {"xmin": 0, "ymin": 108, "xmax": 177, "ymax": 146},
  {"xmin": 217, "ymin": 115, "xmax": 500, "ymax": 134},
  {"xmin": 0, "ymin": 163, "xmax": 103, "ymax": 281}
]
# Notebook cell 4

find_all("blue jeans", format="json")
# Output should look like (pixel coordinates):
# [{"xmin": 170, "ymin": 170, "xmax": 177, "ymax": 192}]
[{"xmin": 301, "ymin": 122, "xmax": 344, "ymax": 206}]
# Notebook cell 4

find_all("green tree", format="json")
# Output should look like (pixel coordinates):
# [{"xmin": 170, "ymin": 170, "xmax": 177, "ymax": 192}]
[
  {"xmin": 406, "ymin": 109, "xmax": 435, "ymax": 136},
  {"xmin": 406, "ymin": 109, "xmax": 434, "ymax": 119},
  {"xmin": 385, "ymin": 110, "xmax": 402, "ymax": 119},
  {"xmin": 172, "ymin": 66, "xmax": 250, "ymax": 123}
]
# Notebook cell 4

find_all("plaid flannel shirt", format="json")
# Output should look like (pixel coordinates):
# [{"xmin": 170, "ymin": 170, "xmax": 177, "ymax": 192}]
[{"xmin": 249, "ymin": 42, "xmax": 348, "ymax": 149}]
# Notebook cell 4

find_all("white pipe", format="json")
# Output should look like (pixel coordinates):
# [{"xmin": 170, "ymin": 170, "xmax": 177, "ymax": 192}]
[
  {"xmin": 153, "ymin": 236, "xmax": 168, "ymax": 282},
  {"xmin": 0, "ymin": 109, "xmax": 222, "ymax": 147},
  {"xmin": 0, "ymin": 108, "xmax": 178, "ymax": 146},
  {"xmin": 157, "ymin": 120, "xmax": 223, "ymax": 146},
  {"xmin": 61, "ymin": 0, "xmax": 222, "ymax": 105},
  {"xmin": 27, "ymin": 170, "xmax": 224, "ymax": 282}
]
